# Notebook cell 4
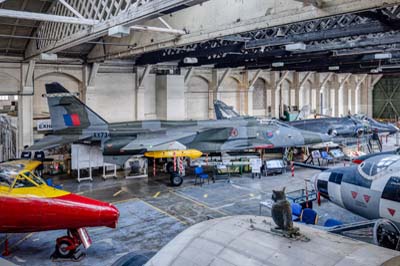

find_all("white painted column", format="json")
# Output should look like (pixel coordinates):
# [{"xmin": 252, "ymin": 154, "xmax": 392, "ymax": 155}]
[
  {"xmin": 156, "ymin": 75, "xmax": 185, "ymax": 120},
  {"xmin": 18, "ymin": 61, "xmax": 35, "ymax": 153},
  {"xmin": 334, "ymin": 88, "xmax": 340, "ymax": 116},
  {"xmin": 320, "ymin": 87, "xmax": 326, "ymax": 115},
  {"xmin": 247, "ymin": 86, "xmax": 254, "ymax": 116},
  {"xmin": 298, "ymin": 86, "xmax": 304, "ymax": 109},
  {"xmin": 338, "ymin": 85, "xmax": 348, "ymax": 116},
  {"xmin": 355, "ymin": 85, "xmax": 361, "ymax": 114},
  {"xmin": 367, "ymin": 86, "xmax": 373, "ymax": 117},
  {"xmin": 274, "ymin": 85, "xmax": 281, "ymax": 118},
  {"xmin": 136, "ymin": 66, "xmax": 152, "ymax": 120},
  {"xmin": 348, "ymin": 87, "xmax": 352, "ymax": 114},
  {"xmin": 17, "ymin": 93, "xmax": 33, "ymax": 153},
  {"xmin": 136, "ymin": 86, "xmax": 145, "ymax": 120}
]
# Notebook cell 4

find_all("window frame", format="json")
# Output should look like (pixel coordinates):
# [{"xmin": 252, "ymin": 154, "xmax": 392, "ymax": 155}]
[{"xmin": 11, "ymin": 171, "xmax": 42, "ymax": 189}]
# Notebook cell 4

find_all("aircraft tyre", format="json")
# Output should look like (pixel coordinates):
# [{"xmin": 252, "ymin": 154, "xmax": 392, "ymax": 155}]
[
  {"xmin": 55, "ymin": 238, "xmax": 76, "ymax": 258},
  {"xmin": 373, "ymin": 219, "xmax": 400, "ymax": 250},
  {"xmin": 166, "ymin": 162, "xmax": 174, "ymax": 174},
  {"xmin": 170, "ymin": 172, "xmax": 183, "ymax": 186}
]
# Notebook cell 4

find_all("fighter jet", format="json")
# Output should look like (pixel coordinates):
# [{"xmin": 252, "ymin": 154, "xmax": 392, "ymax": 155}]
[
  {"xmin": 0, "ymin": 160, "xmax": 119, "ymax": 260},
  {"xmin": 288, "ymin": 115, "xmax": 399, "ymax": 138},
  {"xmin": 28, "ymin": 83, "xmax": 330, "ymax": 166},
  {"xmin": 214, "ymin": 100, "xmax": 399, "ymax": 138},
  {"xmin": 313, "ymin": 154, "xmax": 400, "ymax": 249}
]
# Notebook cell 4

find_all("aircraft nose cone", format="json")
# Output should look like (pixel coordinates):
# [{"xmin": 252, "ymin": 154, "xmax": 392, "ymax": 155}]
[
  {"xmin": 54, "ymin": 193, "xmax": 120, "ymax": 230},
  {"xmin": 101, "ymin": 204, "xmax": 120, "ymax": 229}
]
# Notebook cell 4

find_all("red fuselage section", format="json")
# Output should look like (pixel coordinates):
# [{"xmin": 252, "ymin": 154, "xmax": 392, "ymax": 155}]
[{"xmin": 0, "ymin": 193, "xmax": 119, "ymax": 233}]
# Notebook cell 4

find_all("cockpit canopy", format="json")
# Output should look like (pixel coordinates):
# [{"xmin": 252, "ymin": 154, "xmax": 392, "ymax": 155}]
[
  {"xmin": 359, "ymin": 155, "xmax": 400, "ymax": 178},
  {"xmin": 0, "ymin": 164, "xmax": 45, "ymax": 189}
]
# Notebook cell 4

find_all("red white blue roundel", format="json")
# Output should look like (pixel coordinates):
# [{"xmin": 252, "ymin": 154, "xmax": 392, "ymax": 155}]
[
  {"xmin": 266, "ymin": 131, "xmax": 273, "ymax": 138},
  {"xmin": 230, "ymin": 128, "xmax": 238, "ymax": 137}
]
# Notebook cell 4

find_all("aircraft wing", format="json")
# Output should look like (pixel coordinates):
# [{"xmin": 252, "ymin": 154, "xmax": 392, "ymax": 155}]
[
  {"xmin": 121, "ymin": 131, "xmax": 196, "ymax": 151},
  {"xmin": 27, "ymin": 135, "xmax": 91, "ymax": 151}
]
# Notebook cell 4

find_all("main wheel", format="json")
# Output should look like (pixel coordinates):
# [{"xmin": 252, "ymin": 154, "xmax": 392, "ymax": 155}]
[
  {"xmin": 166, "ymin": 162, "xmax": 174, "ymax": 174},
  {"xmin": 55, "ymin": 238, "xmax": 76, "ymax": 258},
  {"xmin": 373, "ymin": 219, "xmax": 400, "ymax": 250},
  {"xmin": 170, "ymin": 173, "xmax": 183, "ymax": 186}
]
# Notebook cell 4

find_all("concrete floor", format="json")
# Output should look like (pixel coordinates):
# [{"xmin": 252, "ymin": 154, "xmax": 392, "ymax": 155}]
[{"xmin": 1, "ymin": 135, "xmax": 397, "ymax": 265}]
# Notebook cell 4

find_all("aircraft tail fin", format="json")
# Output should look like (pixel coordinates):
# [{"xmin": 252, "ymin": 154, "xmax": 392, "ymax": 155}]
[
  {"xmin": 45, "ymin": 82, "xmax": 108, "ymax": 132},
  {"xmin": 214, "ymin": 100, "xmax": 241, "ymax": 120}
]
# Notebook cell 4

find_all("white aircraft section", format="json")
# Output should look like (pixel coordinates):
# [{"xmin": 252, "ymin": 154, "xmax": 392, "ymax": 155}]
[
  {"xmin": 359, "ymin": 155, "xmax": 400, "ymax": 180},
  {"xmin": 146, "ymin": 215, "xmax": 400, "ymax": 266}
]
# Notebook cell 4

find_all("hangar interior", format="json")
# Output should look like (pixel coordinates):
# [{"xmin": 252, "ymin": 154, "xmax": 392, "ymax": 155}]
[{"xmin": 2, "ymin": 0, "xmax": 400, "ymax": 266}]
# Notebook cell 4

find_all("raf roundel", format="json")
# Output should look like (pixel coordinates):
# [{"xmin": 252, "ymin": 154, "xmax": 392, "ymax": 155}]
[{"xmin": 230, "ymin": 128, "xmax": 238, "ymax": 137}]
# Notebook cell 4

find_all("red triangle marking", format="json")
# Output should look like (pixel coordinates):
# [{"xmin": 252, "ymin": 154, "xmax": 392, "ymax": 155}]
[
  {"xmin": 363, "ymin": 195, "xmax": 371, "ymax": 203},
  {"xmin": 388, "ymin": 208, "xmax": 396, "ymax": 217},
  {"xmin": 351, "ymin": 191, "xmax": 358, "ymax": 199}
]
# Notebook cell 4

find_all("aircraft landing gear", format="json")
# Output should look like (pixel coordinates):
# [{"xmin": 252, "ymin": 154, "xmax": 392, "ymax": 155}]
[
  {"xmin": 373, "ymin": 219, "xmax": 400, "ymax": 251},
  {"xmin": 2, "ymin": 237, "xmax": 10, "ymax": 256},
  {"xmin": 170, "ymin": 172, "xmax": 183, "ymax": 186},
  {"xmin": 51, "ymin": 229, "xmax": 86, "ymax": 262}
]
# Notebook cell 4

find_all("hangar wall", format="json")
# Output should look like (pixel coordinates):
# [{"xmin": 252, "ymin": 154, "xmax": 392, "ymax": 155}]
[
  {"xmin": 87, "ymin": 73, "xmax": 136, "ymax": 122},
  {"xmin": 0, "ymin": 62, "xmax": 381, "ymax": 152}
]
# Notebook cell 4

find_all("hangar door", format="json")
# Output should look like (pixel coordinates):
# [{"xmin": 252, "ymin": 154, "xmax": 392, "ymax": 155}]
[{"xmin": 373, "ymin": 76, "xmax": 400, "ymax": 119}]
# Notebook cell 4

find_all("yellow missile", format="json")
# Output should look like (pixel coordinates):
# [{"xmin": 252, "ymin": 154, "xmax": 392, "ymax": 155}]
[{"xmin": 144, "ymin": 149, "xmax": 203, "ymax": 159}]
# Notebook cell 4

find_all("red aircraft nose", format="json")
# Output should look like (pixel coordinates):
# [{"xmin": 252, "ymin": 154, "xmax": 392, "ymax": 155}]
[
  {"xmin": 43, "ymin": 193, "xmax": 120, "ymax": 231},
  {"xmin": 0, "ymin": 192, "xmax": 120, "ymax": 234},
  {"xmin": 101, "ymin": 204, "xmax": 120, "ymax": 228}
]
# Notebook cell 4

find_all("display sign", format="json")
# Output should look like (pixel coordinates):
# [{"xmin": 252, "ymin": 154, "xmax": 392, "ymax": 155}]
[
  {"xmin": 250, "ymin": 158, "xmax": 262, "ymax": 173},
  {"xmin": 36, "ymin": 119, "xmax": 52, "ymax": 131}
]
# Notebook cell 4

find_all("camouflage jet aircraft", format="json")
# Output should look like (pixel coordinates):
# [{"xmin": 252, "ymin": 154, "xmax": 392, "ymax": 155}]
[
  {"xmin": 29, "ymin": 82, "xmax": 330, "ymax": 167},
  {"xmin": 288, "ymin": 115, "xmax": 398, "ymax": 138},
  {"xmin": 214, "ymin": 101, "xmax": 399, "ymax": 138}
]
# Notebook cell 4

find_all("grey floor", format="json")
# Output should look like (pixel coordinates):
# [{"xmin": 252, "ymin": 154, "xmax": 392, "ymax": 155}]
[{"xmin": 1, "ymin": 136, "xmax": 398, "ymax": 265}]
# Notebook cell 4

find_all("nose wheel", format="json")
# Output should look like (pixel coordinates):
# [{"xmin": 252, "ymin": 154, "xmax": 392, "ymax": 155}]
[
  {"xmin": 51, "ymin": 229, "xmax": 86, "ymax": 262},
  {"xmin": 373, "ymin": 219, "xmax": 400, "ymax": 251}
]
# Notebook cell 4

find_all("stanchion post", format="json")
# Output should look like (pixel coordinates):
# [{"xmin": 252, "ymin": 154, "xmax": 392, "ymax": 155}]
[
  {"xmin": 2, "ymin": 237, "xmax": 9, "ymax": 256},
  {"xmin": 153, "ymin": 158, "xmax": 156, "ymax": 177},
  {"xmin": 291, "ymin": 161, "xmax": 294, "ymax": 177},
  {"xmin": 305, "ymin": 180, "xmax": 309, "ymax": 208},
  {"xmin": 317, "ymin": 192, "xmax": 321, "ymax": 206},
  {"xmin": 173, "ymin": 151, "xmax": 176, "ymax": 172}
]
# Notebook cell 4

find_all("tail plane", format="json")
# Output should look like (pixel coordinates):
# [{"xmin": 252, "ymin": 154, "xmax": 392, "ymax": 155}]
[
  {"xmin": 45, "ymin": 82, "xmax": 108, "ymax": 132},
  {"xmin": 214, "ymin": 100, "xmax": 241, "ymax": 120},
  {"xmin": 28, "ymin": 83, "xmax": 108, "ymax": 151}
]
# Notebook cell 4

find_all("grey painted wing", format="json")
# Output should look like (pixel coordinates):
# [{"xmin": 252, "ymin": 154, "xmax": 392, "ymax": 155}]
[{"xmin": 27, "ymin": 135, "xmax": 91, "ymax": 151}]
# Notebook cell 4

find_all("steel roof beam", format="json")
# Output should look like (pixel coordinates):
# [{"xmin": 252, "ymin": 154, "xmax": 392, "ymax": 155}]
[
  {"xmin": 87, "ymin": 0, "xmax": 400, "ymax": 62},
  {"xmin": 25, "ymin": 0, "xmax": 209, "ymax": 59},
  {"xmin": 58, "ymin": 0, "xmax": 84, "ymax": 19},
  {"xmin": 0, "ymin": 8, "xmax": 98, "ymax": 25}
]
